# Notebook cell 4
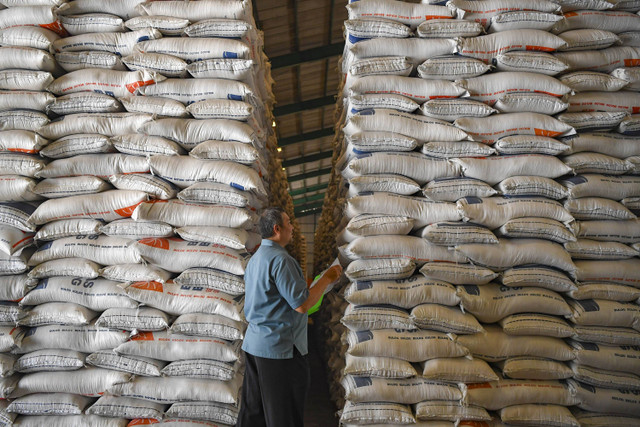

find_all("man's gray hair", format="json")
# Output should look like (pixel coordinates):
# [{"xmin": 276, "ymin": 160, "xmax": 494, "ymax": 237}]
[{"xmin": 259, "ymin": 207, "xmax": 285, "ymax": 238}]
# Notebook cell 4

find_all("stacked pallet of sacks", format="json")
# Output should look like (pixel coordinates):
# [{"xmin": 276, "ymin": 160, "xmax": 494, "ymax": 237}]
[
  {"xmin": 0, "ymin": 0, "xmax": 282, "ymax": 426},
  {"xmin": 316, "ymin": 0, "xmax": 640, "ymax": 425}
]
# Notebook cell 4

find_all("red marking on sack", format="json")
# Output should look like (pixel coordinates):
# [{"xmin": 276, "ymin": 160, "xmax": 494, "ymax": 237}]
[
  {"xmin": 526, "ymin": 45, "xmax": 554, "ymax": 52},
  {"xmin": 564, "ymin": 11, "xmax": 578, "ymax": 17},
  {"xmin": 114, "ymin": 201, "xmax": 144, "ymax": 217},
  {"xmin": 131, "ymin": 331, "xmax": 155, "ymax": 341},
  {"xmin": 8, "ymin": 148, "xmax": 37, "ymax": 154},
  {"xmin": 138, "ymin": 238, "xmax": 170, "ymax": 250},
  {"xmin": 535, "ymin": 90, "xmax": 562, "ymax": 97},
  {"xmin": 625, "ymin": 59, "xmax": 640, "ymax": 67},
  {"xmin": 40, "ymin": 21, "xmax": 69, "ymax": 37},
  {"xmin": 425, "ymin": 15, "xmax": 453, "ymax": 20},
  {"xmin": 12, "ymin": 234, "xmax": 33, "ymax": 249},
  {"xmin": 466, "ymin": 382, "xmax": 492, "ymax": 389},
  {"xmin": 130, "ymin": 281, "xmax": 164, "ymax": 292},
  {"xmin": 128, "ymin": 420, "xmax": 159, "ymax": 426},
  {"xmin": 534, "ymin": 128, "xmax": 562, "ymax": 137},
  {"xmin": 633, "ymin": 107, "xmax": 640, "ymax": 114},
  {"xmin": 125, "ymin": 79, "xmax": 156, "ymax": 94}
]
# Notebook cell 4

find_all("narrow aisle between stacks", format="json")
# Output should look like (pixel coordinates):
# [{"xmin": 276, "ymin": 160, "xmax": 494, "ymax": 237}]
[{"xmin": 305, "ymin": 320, "xmax": 339, "ymax": 427}]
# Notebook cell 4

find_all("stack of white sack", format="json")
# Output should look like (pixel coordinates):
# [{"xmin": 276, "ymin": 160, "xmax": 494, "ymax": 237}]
[
  {"xmin": 0, "ymin": 3, "xmax": 66, "ymax": 424},
  {"xmin": 552, "ymin": 8, "xmax": 640, "ymax": 421},
  {"xmin": 322, "ymin": 0, "xmax": 640, "ymax": 425},
  {"xmin": 0, "ymin": 0, "xmax": 281, "ymax": 426}
]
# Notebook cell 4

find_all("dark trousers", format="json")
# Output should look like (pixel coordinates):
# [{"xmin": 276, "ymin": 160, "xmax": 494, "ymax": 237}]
[{"xmin": 237, "ymin": 348, "xmax": 310, "ymax": 427}]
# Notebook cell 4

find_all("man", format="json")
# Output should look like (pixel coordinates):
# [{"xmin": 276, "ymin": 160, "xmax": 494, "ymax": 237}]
[{"xmin": 238, "ymin": 207, "xmax": 342, "ymax": 427}]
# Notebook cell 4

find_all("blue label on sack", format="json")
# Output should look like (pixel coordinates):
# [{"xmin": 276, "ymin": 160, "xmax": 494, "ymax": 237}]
[
  {"xmin": 463, "ymin": 285, "xmax": 480, "ymax": 296},
  {"xmin": 348, "ymin": 34, "xmax": 369, "ymax": 44},
  {"xmin": 564, "ymin": 176, "xmax": 588, "ymax": 185},
  {"xmin": 230, "ymin": 182, "xmax": 245, "ymax": 191},
  {"xmin": 581, "ymin": 342, "xmax": 599, "ymax": 351},
  {"xmin": 227, "ymin": 94, "xmax": 243, "ymax": 101},
  {"xmin": 358, "ymin": 109, "xmax": 375, "ymax": 116},
  {"xmin": 576, "ymin": 299, "xmax": 600, "ymax": 312},
  {"xmin": 463, "ymin": 196, "xmax": 483, "ymax": 205},
  {"xmin": 137, "ymin": 36, "xmax": 150, "ymax": 43},
  {"xmin": 355, "ymin": 330, "xmax": 373, "ymax": 343},
  {"xmin": 355, "ymin": 281, "xmax": 373, "ymax": 290},
  {"xmin": 36, "ymin": 241, "xmax": 53, "ymax": 252},
  {"xmin": 223, "ymin": 51, "xmax": 238, "ymax": 59},
  {"xmin": 352, "ymin": 377, "xmax": 372, "ymax": 388},
  {"xmin": 34, "ymin": 279, "xmax": 48, "ymax": 290}
]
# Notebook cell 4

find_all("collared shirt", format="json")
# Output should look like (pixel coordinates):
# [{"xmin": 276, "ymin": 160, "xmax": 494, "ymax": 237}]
[{"xmin": 242, "ymin": 239, "xmax": 309, "ymax": 359}]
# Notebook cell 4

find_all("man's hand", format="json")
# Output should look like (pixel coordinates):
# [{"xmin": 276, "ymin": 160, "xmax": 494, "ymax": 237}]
[
  {"xmin": 294, "ymin": 264, "xmax": 343, "ymax": 314},
  {"xmin": 323, "ymin": 264, "xmax": 342, "ymax": 283}
]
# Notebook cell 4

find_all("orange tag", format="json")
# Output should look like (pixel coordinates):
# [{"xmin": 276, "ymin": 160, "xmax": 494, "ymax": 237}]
[
  {"xmin": 466, "ymin": 382, "xmax": 492, "ymax": 390},
  {"xmin": 526, "ymin": 45, "xmax": 554, "ymax": 52},
  {"xmin": 534, "ymin": 128, "xmax": 563, "ymax": 137},
  {"xmin": 425, "ymin": 15, "xmax": 453, "ymax": 20},
  {"xmin": 130, "ymin": 281, "xmax": 164, "ymax": 292},
  {"xmin": 40, "ymin": 21, "xmax": 69, "ymax": 37},
  {"xmin": 114, "ymin": 201, "xmax": 144, "ymax": 217},
  {"xmin": 131, "ymin": 331, "xmax": 155, "ymax": 341},
  {"xmin": 138, "ymin": 238, "xmax": 170, "ymax": 250},
  {"xmin": 128, "ymin": 420, "xmax": 160, "ymax": 426},
  {"xmin": 125, "ymin": 79, "xmax": 156, "ymax": 94},
  {"xmin": 8, "ymin": 148, "xmax": 36, "ymax": 154}
]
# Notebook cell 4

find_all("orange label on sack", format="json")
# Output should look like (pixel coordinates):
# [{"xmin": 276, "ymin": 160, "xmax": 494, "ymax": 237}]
[
  {"xmin": 466, "ymin": 382, "xmax": 493, "ymax": 389},
  {"xmin": 633, "ymin": 107, "xmax": 640, "ymax": 114},
  {"xmin": 625, "ymin": 59, "xmax": 640, "ymax": 67},
  {"xmin": 40, "ymin": 21, "xmax": 69, "ymax": 37},
  {"xmin": 534, "ymin": 128, "xmax": 563, "ymax": 137},
  {"xmin": 128, "ymin": 420, "xmax": 160, "ymax": 426},
  {"xmin": 125, "ymin": 79, "xmax": 156, "ymax": 94},
  {"xmin": 564, "ymin": 11, "xmax": 578, "ymax": 17},
  {"xmin": 425, "ymin": 15, "xmax": 453, "ymax": 20},
  {"xmin": 8, "ymin": 148, "xmax": 37, "ymax": 154},
  {"xmin": 526, "ymin": 45, "xmax": 554, "ymax": 52},
  {"xmin": 131, "ymin": 331, "xmax": 155, "ymax": 341},
  {"xmin": 138, "ymin": 238, "xmax": 170, "ymax": 250},
  {"xmin": 459, "ymin": 422, "xmax": 492, "ymax": 427},
  {"xmin": 114, "ymin": 201, "xmax": 144, "ymax": 217},
  {"xmin": 130, "ymin": 281, "xmax": 164, "ymax": 292}
]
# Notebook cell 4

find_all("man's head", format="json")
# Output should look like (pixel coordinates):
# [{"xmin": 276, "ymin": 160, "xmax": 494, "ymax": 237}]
[{"xmin": 259, "ymin": 207, "xmax": 293, "ymax": 246}]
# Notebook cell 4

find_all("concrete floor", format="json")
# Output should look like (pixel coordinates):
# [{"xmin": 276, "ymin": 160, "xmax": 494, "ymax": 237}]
[{"xmin": 304, "ymin": 322, "xmax": 340, "ymax": 427}]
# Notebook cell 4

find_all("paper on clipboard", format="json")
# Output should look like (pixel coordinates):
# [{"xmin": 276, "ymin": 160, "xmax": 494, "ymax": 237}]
[{"xmin": 309, "ymin": 258, "xmax": 341, "ymax": 295}]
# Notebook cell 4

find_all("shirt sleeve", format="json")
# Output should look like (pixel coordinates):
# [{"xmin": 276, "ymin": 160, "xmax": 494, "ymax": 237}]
[{"xmin": 273, "ymin": 254, "xmax": 309, "ymax": 310}]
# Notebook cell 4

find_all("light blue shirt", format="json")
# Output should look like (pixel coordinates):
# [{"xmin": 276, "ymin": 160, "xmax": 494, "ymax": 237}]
[{"xmin": 242, "ymin": 239, "xmax": 309, "ymax": 359}]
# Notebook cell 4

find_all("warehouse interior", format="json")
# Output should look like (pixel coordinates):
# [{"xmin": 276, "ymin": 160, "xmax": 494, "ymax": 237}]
[
  {"xmin": 0, "ymin": 0, "xmax": 639, "ymax": 426},
  {"xmin": 255, "ymin": 0, "xmax": 346, "ymax": 277}
]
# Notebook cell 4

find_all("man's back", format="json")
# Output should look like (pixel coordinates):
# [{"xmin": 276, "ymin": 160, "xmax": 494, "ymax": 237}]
[{"xmin": 242, "ymin": 239, "xmax": 309, "ymax": 359}]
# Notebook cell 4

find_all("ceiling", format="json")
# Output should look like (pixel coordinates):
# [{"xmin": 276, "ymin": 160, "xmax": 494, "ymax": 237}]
[{"xmin": 254, "ymin": 0, "xmax": 348, "ymax": 217}]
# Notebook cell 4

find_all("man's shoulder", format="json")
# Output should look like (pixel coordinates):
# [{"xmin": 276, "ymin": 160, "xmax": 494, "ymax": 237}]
[{"xmin": 247, "ymin": 244, "xmax": 288, "ymax": 268}]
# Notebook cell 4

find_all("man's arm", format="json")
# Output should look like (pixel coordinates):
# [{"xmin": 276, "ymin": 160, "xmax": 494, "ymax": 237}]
[{"xmin": 294, "ymin": 265, "xmax": 342, "ymax": 313}]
